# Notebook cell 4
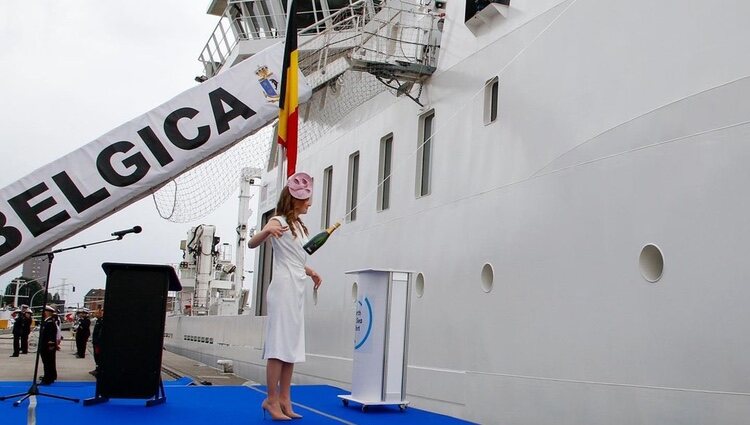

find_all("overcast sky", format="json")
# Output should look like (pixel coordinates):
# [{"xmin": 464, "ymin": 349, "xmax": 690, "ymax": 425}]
[{"xmin": 0, "ymin": 2, "xmax": 254, "ymax": 304}]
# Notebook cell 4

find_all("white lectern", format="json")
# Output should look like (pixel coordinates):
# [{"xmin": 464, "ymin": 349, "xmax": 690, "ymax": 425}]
[{"xmin": 339, "ymin": 269, "xmax": 412, "ymax": 412}]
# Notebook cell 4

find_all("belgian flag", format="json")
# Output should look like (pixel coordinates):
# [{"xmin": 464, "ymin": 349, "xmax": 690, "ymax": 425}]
[{"xmin": 277, "ymin": 0, "xmax": 300, "ymax": 177}]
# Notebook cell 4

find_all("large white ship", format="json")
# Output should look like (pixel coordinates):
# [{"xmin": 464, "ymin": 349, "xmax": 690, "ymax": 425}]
[{"xmin": 163, "ymin": 0, "xmax": 750, "ymax": 423}]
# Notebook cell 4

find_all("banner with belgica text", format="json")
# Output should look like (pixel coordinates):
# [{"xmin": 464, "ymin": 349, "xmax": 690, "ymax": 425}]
[{"xmin": 0, "ymin": 42, "xmax": 311, "ymax": 274}]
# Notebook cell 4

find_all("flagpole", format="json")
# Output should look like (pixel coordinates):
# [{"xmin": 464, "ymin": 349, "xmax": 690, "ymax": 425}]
[
  {"xmin": 277, "ymin": 142, "xmax": 286, "ymax": 194},
  {"xmin": 276, "ymin": 0, "xmax": 291, "ymax": 193},
  {"xmin": 281, "ymin": 0, "xmax": 291, "ymax": 182},
  {"xmin": 277, "ymin": 0, "xmax": 299, "ymax": 179}
]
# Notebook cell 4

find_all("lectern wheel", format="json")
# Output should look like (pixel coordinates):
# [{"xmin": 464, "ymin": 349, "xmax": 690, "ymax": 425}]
[
  {"xmin": 399, "ymin": 404, "xmax": 407, "ymax": 412},
  {"xmin": 361, "ymin": 405, "xmax": 368, "ymax": 412},
  {"xmin": 342, "ymin": 399, "xmax": 349, "ymax": 407}
]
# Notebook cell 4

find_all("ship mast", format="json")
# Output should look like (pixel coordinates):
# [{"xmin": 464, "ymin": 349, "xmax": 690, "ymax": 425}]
[{"xmin": 234, "ymin": 168, "xmax": 260, "ymax": 312}]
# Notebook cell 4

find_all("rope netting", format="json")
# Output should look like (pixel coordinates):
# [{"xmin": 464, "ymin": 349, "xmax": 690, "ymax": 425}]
[
  {"xmin": 152, "ymin": 126, "xmax": 274, "ymax": 222},
  {"xmin": 299, "ymin": 70, "xmax": 387, "ymax": 151},
  {"xmin": 152, "ymin": 70, "xmax": 386, "ymax": 223}
]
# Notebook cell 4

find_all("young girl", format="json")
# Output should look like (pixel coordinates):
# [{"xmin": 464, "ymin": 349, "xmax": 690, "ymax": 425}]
[{"xmin": 248, "ymin": 172, "xmax": 322, "ymax": 420}]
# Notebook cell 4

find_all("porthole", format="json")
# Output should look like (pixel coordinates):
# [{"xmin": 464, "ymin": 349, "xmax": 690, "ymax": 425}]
[
  {"xmin": 415, "ymin": 273, "xmax": 425, "ymax": 298},
  {"xmin": 639, "ymin": 244, "xmax": 664, "ymax": 282},
  {"xmin": 481, "ymin": 263, "xmax": 494, "ymax": 293},
  {"xmin": 351, "ymin": 282, "xmax": 358, "ymax": 302}
]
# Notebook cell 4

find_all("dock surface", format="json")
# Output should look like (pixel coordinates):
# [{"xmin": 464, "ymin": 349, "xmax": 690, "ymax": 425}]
[
  {"xmin": 0, "ymin": 332, "xmax": 475, "ymax": 424},
  {"xmin": 0, "ymin": 331, "xmax": 250, "ymax": 385}
]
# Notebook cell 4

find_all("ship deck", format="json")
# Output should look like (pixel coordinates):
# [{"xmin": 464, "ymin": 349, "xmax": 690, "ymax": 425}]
[{"xmin": 0, "ymin": 334, "xmax": 474, "ymax": 424}]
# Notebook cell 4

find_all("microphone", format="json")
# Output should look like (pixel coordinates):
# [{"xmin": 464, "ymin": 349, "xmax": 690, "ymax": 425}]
[{"xmin": 111, "ymin": 226, "xmax": 142, "ymax": 239}]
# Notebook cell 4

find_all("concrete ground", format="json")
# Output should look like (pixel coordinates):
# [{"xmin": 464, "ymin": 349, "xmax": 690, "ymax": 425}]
[
  {"xmin": 0, "ymin": 331, "xmax": 253, "ymax": 386},
  {"xmin": 160, "ymin": 350, "xmax": 251, "ymax": 386}
]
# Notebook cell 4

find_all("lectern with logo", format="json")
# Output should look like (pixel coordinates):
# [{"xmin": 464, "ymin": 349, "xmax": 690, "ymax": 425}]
[{"xmin": 339, "ymin": 269, "xmax": 412, "ymax": 412}]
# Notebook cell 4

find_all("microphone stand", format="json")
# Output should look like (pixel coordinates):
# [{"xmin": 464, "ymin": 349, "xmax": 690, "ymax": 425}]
[{"xmin": 0, "ymin": 234, "xmax": 133, "ymax": 407}]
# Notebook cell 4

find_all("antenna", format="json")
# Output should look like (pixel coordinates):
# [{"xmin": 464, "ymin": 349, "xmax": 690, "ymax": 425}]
[{"xmin": 59, "ymin": 278, "xmax": 68, "ymax": 304}]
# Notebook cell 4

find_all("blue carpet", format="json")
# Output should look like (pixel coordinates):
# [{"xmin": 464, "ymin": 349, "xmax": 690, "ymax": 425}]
[
  {"xmin": 0, "ymin": 377, "xmax": 193, "ymax": 388},
  {"xmin": 163, "ymin": 376, "xmax": 194, "ymax": 386},
  {"xmin": 0, "ymin": 382, "xmax": 475, "ymax": 424},
  {"xmin": 271, "ymin": 384, "xmax": 476, "ymax": 424}
]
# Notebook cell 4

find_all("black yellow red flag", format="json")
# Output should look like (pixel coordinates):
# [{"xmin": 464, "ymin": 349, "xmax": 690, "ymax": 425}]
[{"xmin": 277, "ymin": 0, "xmax": 299, "ymax": 177}]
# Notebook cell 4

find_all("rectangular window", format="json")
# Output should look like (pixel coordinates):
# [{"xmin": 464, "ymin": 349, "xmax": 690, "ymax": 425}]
[
  {"xmin": 346, "ymin": 151, "xmax": 360, "ymax": 222},
  {"xmin": 416, "ymin": 110, "xmax": 434, "ymax": 197},
  {"xmin": 378, "ymin": 134, "xmax": 393, "ymax": 211},
  {"xmin": 484, "ymin": 77, "xmax": 499, "ymax": 125},
  {"xmin": 322, "ymin": 166, "xmax": 333, "ymax": 228}
]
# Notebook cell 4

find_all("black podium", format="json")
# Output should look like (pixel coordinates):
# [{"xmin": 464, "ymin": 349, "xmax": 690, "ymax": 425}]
[{"xmin": 84, "ymin": 263, "xmax": 181, "ymax": 407}]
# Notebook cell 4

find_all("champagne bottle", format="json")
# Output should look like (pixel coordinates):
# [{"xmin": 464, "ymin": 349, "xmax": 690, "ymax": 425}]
[{"xmin": 303, "ymin": 222, "xmax": 341, "ymax": 255}]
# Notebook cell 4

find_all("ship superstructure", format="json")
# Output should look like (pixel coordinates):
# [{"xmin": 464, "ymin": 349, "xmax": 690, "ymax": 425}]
[{"xmin": 164, "ymin": 1, "xmax": 750, "ymax": 423}]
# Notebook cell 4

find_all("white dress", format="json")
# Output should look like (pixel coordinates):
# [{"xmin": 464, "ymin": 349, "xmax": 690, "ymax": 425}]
[{"xmin": 262, "ymin": 216, "xmax": 310, "ymax": 363}]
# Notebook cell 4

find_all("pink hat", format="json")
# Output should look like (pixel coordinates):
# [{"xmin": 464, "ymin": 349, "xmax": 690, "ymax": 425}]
[{"xmin": 287, "ymin": 172, "xmax": 313, "ymax": 200}]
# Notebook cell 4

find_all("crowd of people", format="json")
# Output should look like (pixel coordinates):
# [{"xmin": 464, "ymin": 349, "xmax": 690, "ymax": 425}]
[{"xmin": 6, "ymin": 305, "xmax": 103, "ymax": 385}]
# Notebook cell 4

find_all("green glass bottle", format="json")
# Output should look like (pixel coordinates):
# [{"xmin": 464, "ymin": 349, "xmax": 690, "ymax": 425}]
[{"xmin": 303, "ymin": 222, "xmax": 341, "ymax": 255}]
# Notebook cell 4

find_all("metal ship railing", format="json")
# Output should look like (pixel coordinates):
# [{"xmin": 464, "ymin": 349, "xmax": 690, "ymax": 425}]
[
  {"xmin": 198, "ymin": 0, "xmax": 442, "ymax": 92},
  {"xmin": 198, "ymin": 0, "xmax": 375, "ymax": 80}
]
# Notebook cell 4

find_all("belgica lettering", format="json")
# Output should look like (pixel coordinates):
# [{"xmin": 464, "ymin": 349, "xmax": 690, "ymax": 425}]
[
  {"xmin": 0, "ymin": 41, "xmax": 312, "ymax": 273},
  {"xmin": 5, "ymin": 88, "xmax": 253, "ymax": 240}
]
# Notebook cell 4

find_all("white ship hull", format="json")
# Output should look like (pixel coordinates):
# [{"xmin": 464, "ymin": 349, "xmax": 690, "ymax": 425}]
[{"xmin": 167, "ymin": 1, "xmax": 750, "ymax": 423}]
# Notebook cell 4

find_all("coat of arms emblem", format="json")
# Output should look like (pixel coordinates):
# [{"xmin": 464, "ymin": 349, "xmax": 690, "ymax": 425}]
[{"xmin": 256, "ymin": 65, "xmax": 280, "ymax": 102}]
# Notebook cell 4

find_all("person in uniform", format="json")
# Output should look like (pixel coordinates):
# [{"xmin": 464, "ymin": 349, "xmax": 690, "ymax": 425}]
[
  {"xmin": 10, "ymin": 309, "xmax": 25, "ymax": 357},
  {"xmin": 39, "ymin": 305, "xmax": 58, "ymax": 385},
  {"xmin": 75, "ymin": 308, "xmax": 91, "ymax": 358},
  {"xmin": 20, "ymin": 305, "xmax": 31, "ymax": 354},
  {"xmin": 90, "ymin": 308, "xmax": 104, "ymax": 376},
  {"xmin": 248, "ymin": 172, "xmax": 322, "ymax": 420},
  {"xmin": 54, "ymin": 311, "xmax": 63, "ymax": 351}
]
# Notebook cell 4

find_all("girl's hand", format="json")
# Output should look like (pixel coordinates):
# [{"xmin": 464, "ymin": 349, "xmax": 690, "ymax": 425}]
[
  {"xmin": 248, "ymin": 219, "xmax": 288, "ymax": 248},
  {"xmin": 264, "ymin": 220, "xmax": 289, "ymax": 238},
  {"xmin": 309, "ymin": 271, "xmax": 323, "ymax": 290}
]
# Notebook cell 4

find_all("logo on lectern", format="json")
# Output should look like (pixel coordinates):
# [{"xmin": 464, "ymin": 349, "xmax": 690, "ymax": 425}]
[{"xmin": 354, "ymin": 297, "xmax": 373, "ymax": 350}]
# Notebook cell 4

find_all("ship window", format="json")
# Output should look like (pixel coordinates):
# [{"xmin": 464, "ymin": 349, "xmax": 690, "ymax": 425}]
[
  {"xmin": 346, "ymin": 151, "xmax": 360, "ymax": 222},
  {"xmin": 322, "ymin": 166, "xmax": 333, "ymax": 228},
  {"xmin": 378, "ymin": 134, "xmax": 393, "ymax": 211},
  {"xmin": 639, "ymin": 244, "xmax": 664, "ymax": 282},
  {"xmin": 415, "ymin": 273, "xmax": 425, "ymax": 298},
  {"xmin": 416, "ymin": 110, "xmax": 434, "ymax": 198},
  {"xmin": 484, "ymin": 77, "xmax": 499, "ymax": 125},
  {"xmin": 465, "ymin": 0, "xmax": 510, "ymax": 22},
  {"xmin": 481, "ymin": 263, "xmax": 494, "ymax": 293}
]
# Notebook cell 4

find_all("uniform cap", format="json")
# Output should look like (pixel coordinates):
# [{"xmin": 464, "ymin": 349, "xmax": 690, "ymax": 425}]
[
  {"xmin": 287, "ymin": 172, "xmax": 313, "ymax": 200},
  {"xmin": 44, "ymin": 305, "xmax": 55, "ymax": 312}
]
